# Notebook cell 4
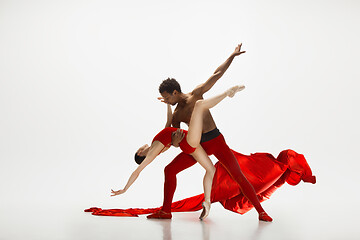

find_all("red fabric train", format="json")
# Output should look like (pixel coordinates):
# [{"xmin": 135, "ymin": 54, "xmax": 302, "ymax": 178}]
[{"xmin": 85, "ymin": 149, "xmax": 316, "ymax": 217}]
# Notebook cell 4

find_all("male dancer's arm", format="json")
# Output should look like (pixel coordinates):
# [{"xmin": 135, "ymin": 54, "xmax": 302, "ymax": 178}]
[
  {"xmin": 157, "ymin": 100, "xmax": 179, "ymax": 128},
  {"xmin": 165, "ymin": 103, "xmax": 185, "ymax": 147},
  {"xmin": 192, "ymin": 43, "xmax": 246, "ymax": 96},
  {"xmin": 165, "ymin": 104, "xmax": 173, "ymax": 128},
  {"xmin": 164, "ymin": 103, "xmax": 184, "ymax": 147}
]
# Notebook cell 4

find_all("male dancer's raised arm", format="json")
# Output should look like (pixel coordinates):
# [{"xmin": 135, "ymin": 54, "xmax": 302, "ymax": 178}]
[
  {"xmin": 158, "ymin": 44, "xmax": 246, "ymax": 129},
  {"xmin": 192, "ymin": 43, "xmax": 246, "ymax": 96}
]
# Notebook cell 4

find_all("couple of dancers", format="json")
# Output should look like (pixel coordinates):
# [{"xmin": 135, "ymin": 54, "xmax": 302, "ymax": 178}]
[{"xmin": 110, "ymin": 44, "xmax": 274, "ymax": 221}]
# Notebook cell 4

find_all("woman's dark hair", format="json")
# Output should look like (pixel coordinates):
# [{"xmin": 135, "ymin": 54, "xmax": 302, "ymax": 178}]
[
  {"xmin": 134, "ymin": 153, "xmax": 146, "ymax": 165},
  {"xmin": 159, "ymin": 78, "xmax": 182, "ymax": 94}
]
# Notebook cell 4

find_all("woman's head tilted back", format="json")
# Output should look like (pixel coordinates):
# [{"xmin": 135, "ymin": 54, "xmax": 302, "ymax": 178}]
[
  {"xmin": 134, "ymin": 144, "xmax": 150, "ymax": 165},
  {"xmin": 134, "ymin": 153, "xmax": 146, "ymax": 165}
]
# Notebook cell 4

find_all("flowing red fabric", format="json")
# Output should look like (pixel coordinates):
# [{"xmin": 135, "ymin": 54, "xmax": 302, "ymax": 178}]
[{"xmin": 85, "ymin": 149, "xmax": 315, "ymax": 217}]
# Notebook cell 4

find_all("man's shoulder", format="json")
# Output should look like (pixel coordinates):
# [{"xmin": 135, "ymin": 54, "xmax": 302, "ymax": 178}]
[
  {"xmin": 190, "ymin": 84, "xmax": 204, "ymax": 97},
  {"xmin": 186, "ymin": 91, "xmax": 203, "ymax": 101}
]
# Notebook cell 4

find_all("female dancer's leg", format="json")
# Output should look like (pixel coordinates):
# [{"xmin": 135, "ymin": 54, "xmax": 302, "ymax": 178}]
[
  {"xmin": 186, "ymin": 85, "xmax": 244, "ymax": 220},
  {"xmin": 190, "ymin": 147, "xmax": 215, "ymax": 220},
  {"xmin": 187, "ymin": 85, "xmax": 244, "ymax": 147},
  {"xmin": 187, "ymin": 84, "xmax": 273, "ymax": 222}
]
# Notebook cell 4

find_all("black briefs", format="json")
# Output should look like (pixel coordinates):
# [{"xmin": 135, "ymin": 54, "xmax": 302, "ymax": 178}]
[{"xmin": 200, "ymin": 128, "xmax": 221, "ymax": 143}]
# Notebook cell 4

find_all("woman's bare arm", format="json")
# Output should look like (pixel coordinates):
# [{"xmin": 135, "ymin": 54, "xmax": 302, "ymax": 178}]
[{"xmin": 111, "ymin": 141, "xmax": 165, "ymax": 196}]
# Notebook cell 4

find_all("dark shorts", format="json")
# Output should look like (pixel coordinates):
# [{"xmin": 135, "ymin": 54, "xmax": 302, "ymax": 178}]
[{"xmin": 200, "ymin": 128, "xmax": 221, "ymax": 143}]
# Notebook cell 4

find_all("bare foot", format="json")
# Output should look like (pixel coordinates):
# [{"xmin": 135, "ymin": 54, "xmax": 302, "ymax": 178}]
[
  {"xmin": 199, "ymin": 201, "xmax": 211, "ymax": 221},
  {"xmin": 226, "ymin": 85, "xmax": 245, "ymax": 98}
]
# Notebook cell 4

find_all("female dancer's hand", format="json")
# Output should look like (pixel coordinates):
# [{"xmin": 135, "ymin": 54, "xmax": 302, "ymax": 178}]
[{"xmin": 111, "ymin": 189, "xmax": 126, "ymax": 197}]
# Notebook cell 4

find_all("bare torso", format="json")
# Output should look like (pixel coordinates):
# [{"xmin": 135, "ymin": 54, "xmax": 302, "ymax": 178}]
[{"xmin": 172, "ymin": 93, "xmax": 217, "ymax": 133}]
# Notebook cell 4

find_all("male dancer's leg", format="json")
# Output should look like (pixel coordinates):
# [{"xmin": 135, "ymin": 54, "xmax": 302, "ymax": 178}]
[
  {"xmin": 210, "ymin": 135, "xmax": 273, "ymax": 221},
  {"xmin": 162, "ymin": 152, "xmax": 197, "ymax": 212},
  {"xmin": 147, "ymin": 152, "xmax": 197, "ymax": 218}
]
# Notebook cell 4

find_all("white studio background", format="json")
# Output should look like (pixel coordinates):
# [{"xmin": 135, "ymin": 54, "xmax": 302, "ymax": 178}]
[{"xmin": 1, "ymin": 0, "xmax": 360, "ymax": 238}]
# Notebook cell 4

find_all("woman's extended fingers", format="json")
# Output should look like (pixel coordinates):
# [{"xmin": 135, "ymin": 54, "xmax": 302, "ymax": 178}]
[
  {"xmin": 111, "ymin": 189, "xmax": 126, "ymax": 197},
  {"xmin": 111, "ymin": 189, "xmax": 115, "ymax": 196},
  {"xmin": 111, "ymin": 189, "xmax": 119, "ymax": 197}
]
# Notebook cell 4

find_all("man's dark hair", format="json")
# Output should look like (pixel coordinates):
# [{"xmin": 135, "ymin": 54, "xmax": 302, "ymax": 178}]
[
  {"xmin": 134, "ymin": 153, "xmax": 146, "ymax": 165},
  {"xmin": 159, "ymin": 78, "xmax": 182, "ymax": 94}
]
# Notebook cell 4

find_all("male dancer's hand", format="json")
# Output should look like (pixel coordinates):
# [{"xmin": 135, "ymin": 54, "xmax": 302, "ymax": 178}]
[
  {"xmin": 157, "ymin": 97, "xmax": 166, "ymax": 103},
  {"xmin": 171, "ymin": 129, "xmax": 185, "ymax": 147},
  {"xmin": 111, "ymin": 189, "xmax": 126, "ymax": 196},
  {"xmin": 231, "ymin": 43, "xmax": 246, "ymax": 57}
]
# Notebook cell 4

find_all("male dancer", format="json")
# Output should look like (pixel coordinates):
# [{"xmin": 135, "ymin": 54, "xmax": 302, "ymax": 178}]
[{"xmin": 147, "ymin": 44, "xmax": 273, "ymax": 222}]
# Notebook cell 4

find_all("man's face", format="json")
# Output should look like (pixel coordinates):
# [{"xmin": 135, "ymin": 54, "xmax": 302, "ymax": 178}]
[{"xmin": 161, "ymin": 91, "xmax": 178, "ymax": 105}]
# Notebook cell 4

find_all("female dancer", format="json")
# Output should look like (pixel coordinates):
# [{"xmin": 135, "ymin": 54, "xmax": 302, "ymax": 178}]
[{"xmin": 111, "ymin": 85, "xmax": 244, "ymax": 220}]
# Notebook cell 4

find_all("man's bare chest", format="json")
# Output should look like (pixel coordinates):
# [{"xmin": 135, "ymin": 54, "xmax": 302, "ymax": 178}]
[{"xmin": 173, "ymin": 101, "xmax": 197, "ymax": 124}]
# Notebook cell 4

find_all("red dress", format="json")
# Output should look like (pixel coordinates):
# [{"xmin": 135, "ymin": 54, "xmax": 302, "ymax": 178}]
[
  {"xmin": 152, "ymin": 127, "xmax": 196, "ymax": 154},
  {"xmin": 85, "ymin": 149, "xmax": 316, "ymax": 216}
]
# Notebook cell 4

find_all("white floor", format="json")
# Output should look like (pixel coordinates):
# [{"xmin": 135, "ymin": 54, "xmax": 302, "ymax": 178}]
[{"xmin": 1, "ymin": 192, "xmax": 357, "ymax": 240}]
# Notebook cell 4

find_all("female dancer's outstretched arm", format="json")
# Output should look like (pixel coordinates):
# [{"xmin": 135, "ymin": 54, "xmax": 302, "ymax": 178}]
[{"xmin": 111, "ymin": 141, "xmax": 165, "ymax": 196}]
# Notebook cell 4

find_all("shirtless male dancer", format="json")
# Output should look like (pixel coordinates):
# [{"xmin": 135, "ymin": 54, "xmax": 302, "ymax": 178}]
[{"xmin": 146, "ymin": 44, "xmax": 273, "ymax": 222}]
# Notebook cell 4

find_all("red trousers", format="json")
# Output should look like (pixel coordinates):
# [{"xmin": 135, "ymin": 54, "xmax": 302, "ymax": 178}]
[{"xmin": 162, "ymin": 133, "xmax": 265, "ymax": 213}]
